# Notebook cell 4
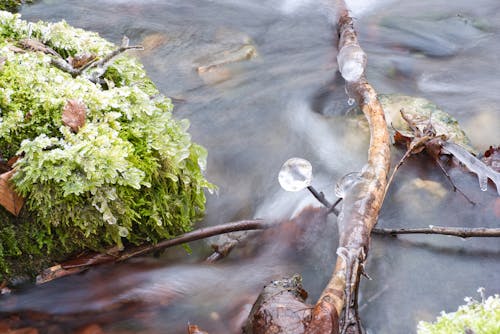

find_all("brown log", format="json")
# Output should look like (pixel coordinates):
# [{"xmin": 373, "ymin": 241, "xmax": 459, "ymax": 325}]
[{"xmin": 244, "ymin": 275, "xmax": 312, "ymax": 334}]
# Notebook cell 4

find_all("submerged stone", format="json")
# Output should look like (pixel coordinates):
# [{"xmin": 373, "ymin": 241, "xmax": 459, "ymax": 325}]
[
  {"xmin": 378, "ymin": 94, "xmax": 476, "ymax": 154},
  {"xmin": 0, "ymin": 11, "xmax": 213, "ymax": 281}
]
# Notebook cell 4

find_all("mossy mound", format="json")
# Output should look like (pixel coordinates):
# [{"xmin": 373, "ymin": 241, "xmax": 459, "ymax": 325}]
[
  {"xmin": 418, "ymin": 294, "xmax": 500, "ymax": 334},
  {"xmin": 0, "ymin": 11, "xmax": 213, "ymax": 281}
]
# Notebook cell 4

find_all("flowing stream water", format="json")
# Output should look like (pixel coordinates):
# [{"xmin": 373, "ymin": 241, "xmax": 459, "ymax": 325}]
[{"xmin": 1, "ymin": 0, "xmax": 499, "ymax": 333}]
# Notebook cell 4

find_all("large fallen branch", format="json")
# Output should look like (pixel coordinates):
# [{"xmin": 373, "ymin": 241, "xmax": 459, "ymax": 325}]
[{"xmin": 305, "ymin": 3, "xmax": 391, "ymax": 333}]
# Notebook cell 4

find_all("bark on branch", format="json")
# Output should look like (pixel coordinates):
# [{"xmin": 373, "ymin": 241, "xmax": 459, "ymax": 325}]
[{"xmin": 306, "ymin": 4, "xmax": 391, "ymax": 333}]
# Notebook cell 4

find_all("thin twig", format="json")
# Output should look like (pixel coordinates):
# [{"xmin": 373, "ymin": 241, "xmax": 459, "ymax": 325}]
[
  {"xmin": 307, "ymin": 186, "xmax": 332, "ymax": 208},
  {"xmin": 328, "ymin": 198, "xmax": 342, "ymax": 216},
  {"xmin": 372, "ymin": 226, "xmax": 500, "ymax": 238},
  {"xmin": 37, "ymin": 219, "xmax": 269, "ymax": 284},
  {"xmin": 117, "ymin": 219, "xmax": 268, "ymax": 261},
  {"xmin": 384, "ymin": 148, "xmax": 414, "ymax": 197},
  {"xmin": 50, "ymin": 36, "xmax": 143, "ymax": 80},
  {"xmin": 434, "ymin": 157, "xmax": 475, "ymax": 205}
]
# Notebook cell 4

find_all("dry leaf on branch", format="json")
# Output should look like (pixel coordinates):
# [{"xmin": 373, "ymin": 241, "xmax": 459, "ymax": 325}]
[
  {"xmin": 62, "ymin": 99, "xmax": 87, "ymax": 133},
  {"xmin": 0, "ymin": 169, "xmax": 24, "ymax": 216},
  {"xmin": 68, "ymin": 53, "xmax": 96, "ymax": 69},
  {"xmin": 187, "ymin": 324, "xmax": 209, "ymax": 334},
  {"xmin": 483, "ymin": 146, "xmax": 500, "ymax": 172}
]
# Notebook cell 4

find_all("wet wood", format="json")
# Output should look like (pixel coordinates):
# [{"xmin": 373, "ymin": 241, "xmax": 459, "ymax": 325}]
[
  {"xmin": 305, "ymin": 3, "xmax": 391, "ymax": 333},
  {"xmin": 244, "ymin": 276, "xmax": 312, "ymax": 334}
]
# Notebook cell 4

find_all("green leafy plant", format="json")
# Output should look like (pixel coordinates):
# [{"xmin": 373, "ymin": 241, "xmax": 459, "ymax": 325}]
[{"xmin": 0, "ymin": 11, "xmax": 213, "ymax": 281}]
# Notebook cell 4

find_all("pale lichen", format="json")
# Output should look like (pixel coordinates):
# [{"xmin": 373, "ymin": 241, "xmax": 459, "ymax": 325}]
[{"xmin": 0, "ymin": 11, "xmax": 213, "ymax": 281}]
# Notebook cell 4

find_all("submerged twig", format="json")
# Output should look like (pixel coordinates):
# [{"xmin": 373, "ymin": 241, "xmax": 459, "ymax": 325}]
[
  {"xmin": 116, "ymin": 219, "xmax": 268, "ymax": 261},
  {"xmin": 433, "ymin": 156, "xmax": 476, "ymax": 205},
  {"xmin": 37, "ymin": 219, "xmax": 268, "ymax": 284}
]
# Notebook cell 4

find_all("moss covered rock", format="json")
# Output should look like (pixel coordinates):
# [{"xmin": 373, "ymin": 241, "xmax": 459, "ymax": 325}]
[{"xmin": 0, "ymin": 11, "xmax": 213, "ymax": 281}]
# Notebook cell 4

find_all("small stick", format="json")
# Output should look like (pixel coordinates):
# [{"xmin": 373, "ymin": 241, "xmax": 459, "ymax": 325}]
[
  {"xmin": 117, "ymin": 219, "xmax": 268, "ymax": 261},
  {"xmin": 37, "ymin": 219, "xmax": 269, "ymax": 284},
  {"xmin": 384, "ymin": 147, "xmax": 415, "ymax": 197},
  {"xmin": 307, "ymin": 185, "xmax": 332, "ymax": 208},
  {"xmin": 433, "ymin": 157, "xmax": 475, "ymax": 205},
  {"xmin": 372, "ymin": 226, "xmax": 500, "ymax": 238}
]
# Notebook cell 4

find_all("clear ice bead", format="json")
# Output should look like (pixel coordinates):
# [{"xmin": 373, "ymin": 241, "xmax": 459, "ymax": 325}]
[
  {"xmin": 278, "ymin": 157, "xmax": 313, "ymax": 192},
  {"xmin": 337, "ymin": 45, "xmax": 367, "ymax": 82}
]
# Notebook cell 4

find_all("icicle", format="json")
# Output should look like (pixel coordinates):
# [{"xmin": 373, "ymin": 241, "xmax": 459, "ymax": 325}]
[{"xmin": 442, "ymin": 141, "xmax": 500, "ymax": 196}]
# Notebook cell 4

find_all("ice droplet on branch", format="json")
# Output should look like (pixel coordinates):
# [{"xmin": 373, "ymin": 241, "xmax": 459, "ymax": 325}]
[
  {"xmin": 335, "ymin": 172, "xmax": 362, "ymax": 198},
  {"xmin": 278, "ymin": 158, "xmax": 313, "ymax": 192},
  {"xmin": 337, "ymin": 45, "xmax": 366, "ymax": 82}
]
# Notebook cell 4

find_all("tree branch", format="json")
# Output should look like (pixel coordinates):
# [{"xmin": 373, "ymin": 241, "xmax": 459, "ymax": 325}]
[
  {"xmin": 37, "ymin": 219, "xmax": 268, "ymax": 284},
  {"xmin": 306, "ymin": 3, "xmax": 391, "ymax": 333},
  {"xmin": 372, "ymin": 226, "xmax": 500, "ymax": 238},
  {"xmin": 116, "ymin": 219, "xmax": 268, "ymax": 262}
]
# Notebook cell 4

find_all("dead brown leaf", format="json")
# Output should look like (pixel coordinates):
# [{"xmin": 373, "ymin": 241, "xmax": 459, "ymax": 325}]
[
  {"xmin": 74, "ymin": 324, "xmax": 104, "ymax": 334},
  {"xmin": 483, "ymin": 146, "xmax": 500, "ymax": 172},
  {"xmin": 0, "ymin": 169, "xmax": 24, "ymax": 216},
  {"xmin": 393, "ymin": 130, "xmax": 412, "ymax": 146},
  {"xmin": 187, "ymin": 324, "xmax": 209, "ymax": 334},
  {"xmin": 62, "ymin": 99, "xmax": 87, "ymax": 133},
  {"xmin": 68, "ymin": 54, "xmax": 96, "ymax": 69}
]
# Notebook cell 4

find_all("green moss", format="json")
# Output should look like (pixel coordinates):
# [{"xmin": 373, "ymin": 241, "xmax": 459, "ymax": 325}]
[
  {"xmin": 418, "ymin": 293, "xmax": 500, "ymax": 334},
  {"xmin": 0, "ymin": 0, "xmax": 27, "ymax": 13},
  {"xmin": 0, "ymin": 11, "xmax": 214, "ymax": 281}
]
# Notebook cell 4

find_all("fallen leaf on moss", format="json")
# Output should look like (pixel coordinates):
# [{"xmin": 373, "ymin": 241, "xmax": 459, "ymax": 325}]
[
  {"xmin": 62, "ymin": 99, "xmax": 87, "ymax": 133},
  {"xmin": 0, "ymin": 169, "xmax": 24, "ymax": 216}
]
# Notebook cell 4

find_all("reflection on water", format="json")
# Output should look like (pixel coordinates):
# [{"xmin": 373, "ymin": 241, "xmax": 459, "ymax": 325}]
[{"xmin": 3, "ymin": 0, "xmax": 499, "ymax": 332}]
